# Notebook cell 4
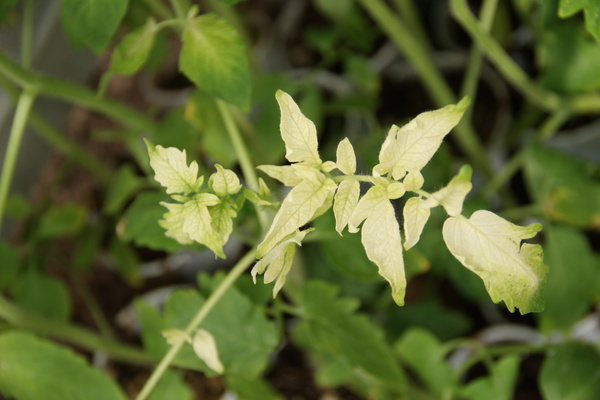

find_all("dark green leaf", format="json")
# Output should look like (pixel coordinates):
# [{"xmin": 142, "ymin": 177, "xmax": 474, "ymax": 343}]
[
  {"xmin": 294, "ymin": 280, "xmax": 407, "ymax": 393},
  {"xmin": 36, "ymin": 203, "xmax": 86, "ymax": 239},
  {"xmin": 5, "ymin": 193, "xmax": 30, "ymax": 220},
  {"xmin": 215, "ymin": 0, "xmax": 247, "ymax": 4},
  {"xmin": 547, "ymin": 182, "xmax": 600, "ymax": 228},
  {"xmin": 60, "ymin": 0, "xmax": 128, "ymax": 54},
  {"xmin": 11, "ymin": 270, "xmax": 71, "ymax": 321},
  {"xmin": 0, "ymin": 331, "xmax": 126, "ymax": 400},
  {"xmin": 226, "ymin": 375, "xmax": 282, "ymax": 400},
  {"xmin": 0, "ymin": 0, "xmax": 18, "ymax": 25},
  {"xmin": 461, "ymin": 355, "xmax": 520, "ymax": 400},
  {"xmin": 109, "ymin": 238, "xmax": 142, "ymax": 285},
  {"xmin": 395, "ymin": 328, "xmax": 454, "ymax": 396},
  {"xmin": 537, "ymin": 224, "xmax": 598, "ymax": 332},
  {"xmin": 148, "ymin": 369, "xmax": 192, "ymax": 400},
  {"xmin": 103, "ymin": 165, "xmax": 145, "ymax": 215},
  {"xmin": 0, "ymin": 240, "xmax": 19, "ymax": 289},
  {"xmin": 180, "ymin": 13, "xmax": 251, "ymax": 109},
  {"xmin": 540, "ymin": 342, "xmax": 600, "ymax": 400}
]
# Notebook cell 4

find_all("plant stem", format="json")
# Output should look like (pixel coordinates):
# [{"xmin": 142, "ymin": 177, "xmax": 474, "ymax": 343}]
[
  {"xmin": 169, "ymin": 0, "xmax": 188, "ymax": 19},
  {"xmin": 451, "ymin": 0, "xmax": 562, "ymax": 112},
  {"xmin": 216, "ymin": 100, "xmax": 270, "ymax": 231},
  {"xmin": 0, "ymin": 51, "xmax": 157, "ymax": 136},
  {"xmin": 70, "ymin": 272, "xmax": 116, "ymax": 340},
  {"xmin": 391, "ymin": 0, "xmax": 431, "ymax": 51},
  {"xmin": 0, "ymin": 295, "xmax": 152, "ymax": 365},
  {"xmin": 0, "ymin": 88, "xmax": 37, "ymax": 230},
  {"xmin": 21, "ymin": 0, "xmax": 34, "ymax": 68},
  {"xmin": 459, "ymin": 0, "xmax": 498, "ymax": 115},
  {"xmin": 135, "ymin": 249, "xmax": 256, "ymax": 400},
  {"xmin": 143, "ymin": 0, "xmax": 174, "ymax": 19},
  {"xmin": 356, "ymin": 0, "xmax": 492, "ymax": 177},
  {"xmin": 0, "ymin": 76, "xmax": 111, "ymax": 182}
]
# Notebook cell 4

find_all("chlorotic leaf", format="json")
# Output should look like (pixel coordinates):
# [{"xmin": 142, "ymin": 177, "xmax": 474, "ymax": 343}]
[
  {"xmin": 108, "ymin": 18, "xmax": 156, "ymax": 75},
  {"xmin": 442, "ymin": 211, "xmax": 548, "ymax": 314},
  {"xmin": 180, "ymin": 13, "xmax": 251, "ymax": 109},
  {"xmin": 256, "ymin": 171, "xmax": 336, "ymax": 258},
  {"xmin": 0, "ymin": 331, "xmax": 126, "ymax": 400},
  {"xmin": 335, "ymin": 138, "xmax": 357, "ymax": 175},
  {"xmin": 333, "ymin": 180, "xmax": 360, "ymax": 234},
  {"xmin": 146, "ymin": 140, "xmax": 203, "ymax": 195},
  {"xmin": 424, "ymin": 165, "xmax": 472, "ymax": 216},
  {"xmin": 60, "ymin": 0, "xmax": 127, "ymax": 54},
  {"xmin": 208, "ymin": 200, "xmax": 237, "ymax": 246},
  {"xmin": 160, "ymin": 194, "xmax": 224, "ymax": 257},
  {"xmin": 252, "ymin": 229, "xmax": 311, "ymax": 297},
  {"xmin": 275, "ymin": 90, "xmax": 322, "ymax": 167},
  {"xmin": 256, "ymin": 165, "xmax": 303, "ymax": 187},
  {"xmin": 348, "ymin": 186, "xmax": 406, "ymax": 305},
  {"xmin": 387, "ymin": 182, "xmax": 406, "ymax": 200},
  {"xmin": 403, "ymin": 197, "xmax": 431, "ymax": 250},
  {"xmin": 161, "ymin": 329, "xmax": 191, "ymax": 346},
  {"xmin": 373, "ymin": 97, "xmax": 469, "ymax": 180},
  {"xmin": 192, "ymin": 329, "xmax": 224, "ymax": 374},
  {"xmin": 210, "ymin": 164, "xmax": 242, "ymax": 196},
  {"xmin": 403, "ymin": 170, "xmax": 424, "ymax": 191}
]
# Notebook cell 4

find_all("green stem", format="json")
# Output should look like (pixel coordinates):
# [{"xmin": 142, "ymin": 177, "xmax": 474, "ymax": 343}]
[
  {"xmin": 216, "ymin": 100, "xmax": 269, "ymax": 231},
  {"xmin": 356, "ymin": 0, "xmax": 491, "ymax": 177},
  {"xmin": 0, "ymin": 76, "xmax": 111, "ymax": 182},
  {"xmin": 391, "ymin": 0, "xmax": 431, "ymax": 51},
  {"xmin": 71, "ymin": 272, "xmax": 116, "ymax": 340},
  {"xmin": 482, "ymin": 150, "xmax": 525, "ymax": 197},
  {"xmin": 0, "ymin": 295, "xmax": 152, "ymax": 365},
  {"xmin": 450, "ymin": 0, "xmax": 562, "ymax": 112},
  {"xmin": 21, "ymin": 0, "xmax": 34, "ymax": 68},
  {"xmin": 0, "ymin": 51, "xmax": 157, "ymax": 136},
  {"xmin": 537, "ymin": 109, "xmax": 570, "ymax": 141},
  {"xmin": 135, "ymin": 249, "xmax": 256, "ymax": 400},
  {"xmin": 142, "ymin": 0, "xmax": 174, "ymax": 19},
  {"xmin": 459, "ymin": 0, "xmax": 498, "ymax": 109},
  {"xmin": 169, "ymin": 0, "xmax": 188, "ymax": 19},
  {"xmin": 0, "ymin": 88, "xmax": 37, "ymax": 230}
]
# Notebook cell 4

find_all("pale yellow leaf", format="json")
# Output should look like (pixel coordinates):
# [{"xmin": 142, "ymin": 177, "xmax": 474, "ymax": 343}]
[
  {"xmin": 443, "ymin": 211, "xmax": 547, "ymax": 314},
  {"xmin": 403, "ymin": 170, "xmax": 424, "ymax": 191},
  {"xmin": 211, "ymin": 164, "xmax": 242, "ymax": 196},
  {"xmin": 257, "ymin": 165, "xmax": 303, "ymax": 187},
  {"xmin": 403, "ymin": 197, "xmax": 431, "ymax": 250},
  {"xmin": 387, "ymin": 182, "xmax": 405, "ymax": 199},
  {"xmin": 427, "ymin": 165, "xmax": 472, "ymax": 216},
  {"xmin": 145, "ymin": 140, "xmax": 203, "ymax": 194},
  {"xmin": 257, "ymin": 172, "xmax": 336, "ymax": 258},
  {"xmin": 335, "ymin": 138, "xmax": 357, "ymax": 175},
  {"xmin": 373, "ymin": 98, "xmax": 469, "ymax": 180},
  {"xmin": 333, "ymin": 179, "xmax": 360, "ymax": 234},
  {"xmin": 276, "ymin": 90, "xmax": 322, "ymax": 166},
  {"xmin": 161, "ymin": 329, "xmax": 191, "ymax": 346},
  {"xmin": 192, "ymin": 329, "xmax": 224, "ymax": 374}
]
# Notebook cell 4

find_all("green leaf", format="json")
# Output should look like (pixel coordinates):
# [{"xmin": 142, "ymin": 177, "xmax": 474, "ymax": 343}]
[
  {"xmin": 403, "ymin": 197, "xmax": 431, "ymax": 250},
  {"xmin": 120, "ymin": 191, "xmax": 187, "ymax": 252},
  {"xmin": 395, "ymin": 328, "xmax": 453, "ymax": 396},
  {"xmin": 373, "ymin": 97, "xmax": 469, "ymax": 180},
  {"xmin": 146, "ymin": 140, "xmax": 203, "ymax": 195},
  {"xmin": 0, "ymin": 0, "xmax": 18, "ymax": 26},
  {"xmin": 226, "ymin": 375, "xmax": 282, "ymax": 400},
  {"xmin": 540, "ymin": 342, "xmax": 600, "ymax": 400},
  {"xmin": 275, "ymin": 90, "xmax": 322, "ymax": 167},
  {"xmin": 108, "ymin": 18, "xmax": 156, "ymax": 75},
  {"xmin": 443, "ymin": 211, "xmax": 547, "ymax": 314},
  {"xmin": 148, "ymin": 369, "xmax": 192, "ymax": 400},
  {"xmin": 103, "ymin": 165, "xmax": 145, "ymax": 215},
  {"xmin": 558, "ymin": 0, "xmax": 585, "ymax": 17},
  {"xmin": 558, "ymin": 0, "xmax": 600, "ymax": 41},
  {"xmin": 538, "ymin": 225, "xmax": 598, "ymax": 331},
  {"xmin": 256, "ymin": 167, "xmax": 336, "ymax": 258},
  {"xmin": 0, "ymin": 331, "xmax": 126, "ymax": 400},
  {"xmin": 12, "ymin": 270, "xmax": 71, "ymax": 322},
  {"xmin": 293, "ymin": 281, "xmax": 406, "ymax": 392},
  {"xmin": 36, "ymin": 203, "xmax": 86, "ymax": 239},
  {"xmin": 180, "ymin": 13, "xmax": 251, "ymax": 109},
  {"xmin": 0, "ymin": 240, "xmax": 19, "ymax": 289},
  {"xmin": 348, "ymin": 185, "xmax": 406, "ymax": 305},
  {"xmin": 461, "ymin": 355, "xmax": 520, "ymax": 400},
  {"xmin": 547, "ymin": 182, "xmax": 600, "ymax": 229},
  {"xmin": 60, "ymin": 0, "xmax": 128, "ymax": 54},
  {"xmin": 160, "ymin": 193, "xmax": 224, "ymax": 257},
  {"xmin": 333, "ymin": 179, "xmax": 360, "ymax": 234}
]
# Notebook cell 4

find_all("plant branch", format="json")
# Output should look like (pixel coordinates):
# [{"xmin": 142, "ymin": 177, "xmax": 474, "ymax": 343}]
[
  {"xmin": 356, "ymin": 0, "xmax": 492, "ymax": 177},
  {"xmin": 0, "ymin": 51, "xmax": 157, "ymax": 135},
  {"xmin": 0, "ymin": 88, "xmax": 37, "ymax": 230},
  {"xmin": 135, "ymin": 249, "xmax": 256, "ymax": 400},
  {"xmin": 0, "ymin": 295, "xmax": 152, "ymax": 365},
  {"xmin": 21, "ymin": 0, "xmax": 34, "ymax": 68},
  {"xmin": 450, "ymin": 0, "xmax": 562, "ymax": 112}
]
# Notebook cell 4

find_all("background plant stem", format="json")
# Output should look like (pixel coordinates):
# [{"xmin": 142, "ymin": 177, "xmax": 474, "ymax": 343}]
[
  {"xmin": 0, "ymin": 88, "xmax": 37, "ymax": 230},
  {"xmin": 21, "ymin": 0, "xmax": 34, "ymax": 69},
  {"xmin": 356, "ymin": 0, "xmax": 492, "ymax": 177},
  {"xmin": 135, "ymin": 249, "xmax": 256, "ymax": 400}
]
